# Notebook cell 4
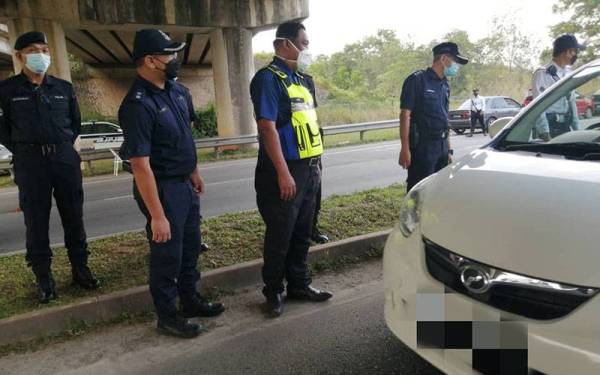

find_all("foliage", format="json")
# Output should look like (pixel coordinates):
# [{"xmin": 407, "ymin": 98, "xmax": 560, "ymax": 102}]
[
  {"xmin": 552, "ymin": 0, "xmax": 600, "ymax": 62},
  {"xmin": 192, "ymin": 105, "xmax": 218, "ymax": 139},
  {"xmin": 294, "ymin": 18, "xmax": 540, "ymax": 109}
]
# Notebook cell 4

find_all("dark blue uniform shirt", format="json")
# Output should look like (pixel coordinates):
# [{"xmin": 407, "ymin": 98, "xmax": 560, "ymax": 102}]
[
  {"xmin": 118, "ymin": 76, "xmax": 197, "ymax": 178},
  {"xmin": 0, "ymin": 73, "xmax": 81, "ymax": 152},
  {"xmin": 250, "ymin": 57, "xmax": 312, "ymax": 162},
  {"xmin": 400, "ymin": 68, "xmax": 450, "ymax": 131}
]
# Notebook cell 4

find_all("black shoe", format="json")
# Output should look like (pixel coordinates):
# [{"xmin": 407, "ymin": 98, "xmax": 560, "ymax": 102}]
[
  {"xmin": 262, "ymin": 290, "xmax": 284, "ymax": 318},
  {"xmin": 181, "ymin": 293, "xmax": 225, "ymax": 318},
  {"xmin": 287, "ymin": 285, "xmax": 333, "ymax": 302},
  {"xmin": 311, "ymin": 228, "xmax": 330, "ymax": 244},
  {"xmin": 35, "ymin": 271, "xmax": 58, "ymax": 304},
  {"xmin": 157, "ymin": 315, "xmax": 201, "ymax": 339},
  {"xmin": 200, "ymin": 242, "xmax": 210, "ymax": 253},
  {"xmin": 72, "ymin": 265, "xmax": 100, "ymax": 290}
]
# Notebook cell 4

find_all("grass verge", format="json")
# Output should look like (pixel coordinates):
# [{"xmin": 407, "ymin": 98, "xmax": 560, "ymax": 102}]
[
  {"xmin": 0, "ymin": 184, "xmax": 405, "ymax": 321},
  {"xmin": 0, "ymin": 246, "xmax": 384, "ymax": 358}
]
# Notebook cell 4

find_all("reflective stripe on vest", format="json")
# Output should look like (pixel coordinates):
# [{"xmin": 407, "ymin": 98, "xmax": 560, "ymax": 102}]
[{"xmin": 267, "ymin": 65, "xmax": 323, "ymax": 159}]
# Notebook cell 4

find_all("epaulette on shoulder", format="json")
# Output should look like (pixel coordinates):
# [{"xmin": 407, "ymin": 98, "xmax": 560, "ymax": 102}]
[
  {"xmin": 132, "ymin": 89, "xmax": 145, "ymax": 102},
  {"xmin": 412, "ymin": 70, "xmax": 425, "ymax": 76}
]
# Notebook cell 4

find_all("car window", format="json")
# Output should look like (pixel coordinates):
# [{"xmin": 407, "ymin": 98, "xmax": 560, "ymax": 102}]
[
  {"xmin": 95, "ymin": 123, "xmax": 119, "ymax": 133},
  {"xmin": 486, "ymin": 98, "xmax": 500, "ymax": 109},
  {"xmin": 503, "ymin": 98, "xmax": 521, "ymax": 108},
  {"xmin": 501, "ymin": 64, "xmax": 600, "ymax": 146},
  {"xmin": 80, "ymin": 123, "xmax": 95, "ymax": 135}
]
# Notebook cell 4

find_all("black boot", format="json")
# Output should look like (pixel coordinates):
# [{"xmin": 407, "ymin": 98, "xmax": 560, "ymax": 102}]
[
  {"xmin": 32, "ymin": 263, "xmax": 58, "ymax": 304},
  {"xmin": 72, "ymin": 265, "xmax": 100, "ymax": 290},
  {"xmin": 180, "ymin": 293, "xmax": 225, "ymax": 318},
  {"xmin": 262, "ymin": 289, "xmax": 284, "ymax": 318},
  {"xmin": 157, "ymin": 315, "xmax": 201, "ymax": 339},
  {"xmin": 311, "ymin": 226, "xmax": 330, "ymax": 244}
]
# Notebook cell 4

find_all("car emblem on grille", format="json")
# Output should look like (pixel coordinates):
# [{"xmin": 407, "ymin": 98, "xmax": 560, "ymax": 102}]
[{"xmin": 460, "ymin": 265, "xmax": 491, "ymax": 294}]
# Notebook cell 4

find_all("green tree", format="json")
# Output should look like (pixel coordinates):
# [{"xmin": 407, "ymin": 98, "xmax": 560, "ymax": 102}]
[{"xmin": 552, "ymin": 0, "xmax": 600, "ymax": 61}]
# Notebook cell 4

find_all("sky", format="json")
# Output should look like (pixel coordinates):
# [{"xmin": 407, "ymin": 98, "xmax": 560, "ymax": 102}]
[{"xmin": 252, "ymin": 0, "xmax": 567, "ymax": 56}]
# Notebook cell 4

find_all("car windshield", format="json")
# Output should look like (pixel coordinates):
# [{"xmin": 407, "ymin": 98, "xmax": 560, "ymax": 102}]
[{"xmin": 497, "ymin": 63, "xmax": 600, "ymax": 160}]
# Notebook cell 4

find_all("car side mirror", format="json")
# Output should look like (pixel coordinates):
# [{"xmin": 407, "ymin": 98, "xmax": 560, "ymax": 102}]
[{"xmin": 488, "ymin": 117, "xmax": 513, "ymax": 138}]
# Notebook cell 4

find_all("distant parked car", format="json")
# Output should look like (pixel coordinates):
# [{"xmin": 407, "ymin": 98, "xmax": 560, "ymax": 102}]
[
  {"xmin": 0, "ymin": 143, "xmax": 11, "ymax": 175},
  {"xmin": 574, "ymin": 92, "xmax": 594, "ymax": 118},
  {"xmin": 448, "ymin": 96, "xmax": 522, "ymax": 135},
  {"xmin": 593, "ymin": 90, "xmax": 600, "ymax": 115},
  {"xmin": 77, "ymin": 121, "xmax": 123, "ymax": 151}
]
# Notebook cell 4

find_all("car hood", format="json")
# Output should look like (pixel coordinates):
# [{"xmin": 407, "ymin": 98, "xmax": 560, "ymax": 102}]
[{"xmin": 421, "ymin": 148, "xmax": 600, "ymax": 287}]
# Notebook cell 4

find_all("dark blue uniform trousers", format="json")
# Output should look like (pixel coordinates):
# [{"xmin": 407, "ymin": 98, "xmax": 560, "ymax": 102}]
[
  {"xmin": 134, "ymin": 178, "xmax": 201, "ymax": 319},
  {"xmin": 255, "ymin": 159, "xmax": 321, "ymax": 294},
  {"xmin": 407, "ymin": 138, "xmax": 449, "ymax": 192},
  {"xmin": 13, "ymin": 143, "xmax": 88, "ymax": 268}
]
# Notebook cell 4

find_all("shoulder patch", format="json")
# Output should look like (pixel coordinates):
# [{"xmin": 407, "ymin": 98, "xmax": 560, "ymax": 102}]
[{"xmin": 133, "ymin": 90, "xmax": 144, "ymax": 101}]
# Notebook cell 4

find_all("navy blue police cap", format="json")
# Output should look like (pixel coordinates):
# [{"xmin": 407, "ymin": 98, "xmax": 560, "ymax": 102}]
[
  {"xmin": 132, "ymin": 29, "xmax": 186, "ymax": 61},
  {"xmin": 14, "ymin": 31, "xmax": 48, "ymax": 50},
  {"xmin": 553, "ymin": 34, "xmax": 586, "ymax": 55},
  {"xmin": 432, "ymin": 42, "xmax": 469, "ymax": 65}
]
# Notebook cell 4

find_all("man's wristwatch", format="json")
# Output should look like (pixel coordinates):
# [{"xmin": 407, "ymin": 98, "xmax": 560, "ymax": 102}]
[{"xmin": 448, "ymin": 149, "xmax": 454, "ymax": 156}]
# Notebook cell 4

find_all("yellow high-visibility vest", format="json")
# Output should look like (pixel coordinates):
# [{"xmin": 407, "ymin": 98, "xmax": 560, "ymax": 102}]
[{"xmin": 267, "ymin": 64, "xmax": 323, "ymax": 159}]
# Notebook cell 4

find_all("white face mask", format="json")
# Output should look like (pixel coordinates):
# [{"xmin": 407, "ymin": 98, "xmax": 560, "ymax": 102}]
[
  {"xmin": 275, "ymin": 37, "xmax": 313, "ymax": 72},
  {"xmin": 24, "ymin": 53, "xmax": 51, "ymax": 75}
]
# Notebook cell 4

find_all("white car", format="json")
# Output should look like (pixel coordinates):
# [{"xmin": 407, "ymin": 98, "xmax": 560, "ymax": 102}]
[
  {"xmin": 77, "ymin": 121, "xmax": 123, "ymax": 151},
  {"xmin": 384, "ymin": 59, "xmax": 600, "ymax": 374}
]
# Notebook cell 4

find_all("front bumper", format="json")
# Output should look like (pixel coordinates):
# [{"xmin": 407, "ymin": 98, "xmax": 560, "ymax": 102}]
[{"xmin": 383, "ymin": 225, "xmax": 600, "ymax": 375}]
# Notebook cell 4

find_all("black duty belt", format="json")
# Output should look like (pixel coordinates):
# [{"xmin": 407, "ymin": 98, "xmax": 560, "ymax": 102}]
[
  {"xmin": 288, "ymin": 156, "xmax": 321, "ymax": 166},
  {"xmin": 155, "ymin": 175, "xmax": 189, "ymax": 183},
  {"xmin": 546, "ymin": 113, "xmax": 571, "ymax": 123},
  {"xmin": 421, "ymin": 129, "xmax": 449, "ymax": 140},
  {"xmin": 13, "ymin": 142, "xmax": 69, "ymax": 156}
]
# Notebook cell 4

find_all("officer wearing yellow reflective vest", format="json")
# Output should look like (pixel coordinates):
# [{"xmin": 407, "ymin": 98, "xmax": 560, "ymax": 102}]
[{"xmin": 250, "ymin": 21, "xmax": 332, "ymax": 318}]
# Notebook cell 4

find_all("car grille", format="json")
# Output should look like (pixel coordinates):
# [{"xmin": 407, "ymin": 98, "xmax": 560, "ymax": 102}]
[{"xmin": 424, "ymin": 239, "xmax": 598, "ymax": 320}]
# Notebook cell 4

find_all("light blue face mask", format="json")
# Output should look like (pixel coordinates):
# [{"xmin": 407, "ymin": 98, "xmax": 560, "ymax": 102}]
[
  {"xmin": 25, "ymin": 53, "xmax": 51, "ymax": 74},
  {"xmin": 444, "ymin": 61, "xmax": 460, "ymax": 77}
]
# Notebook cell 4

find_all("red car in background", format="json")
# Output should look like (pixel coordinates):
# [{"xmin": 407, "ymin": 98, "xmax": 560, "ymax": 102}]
[{"xmin": 523, "ymin": 89, "xmax": 594, "ymax": 118}]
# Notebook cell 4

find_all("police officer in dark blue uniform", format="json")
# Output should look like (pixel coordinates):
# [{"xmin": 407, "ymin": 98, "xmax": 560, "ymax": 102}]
[
  {"xmin": 118, "ymin": 29, "xmax": 223, "ymax": 338},
  {"xmin": 0, "ymin": 31, "xmax": 99, "ymax": 303},
  {"xmin": 398, "ymin": 42, "xmax": 469, "ymax": 191},
  {"xmin": 251, "ymin": 22, "xmax": 332, "ymax": 318}
]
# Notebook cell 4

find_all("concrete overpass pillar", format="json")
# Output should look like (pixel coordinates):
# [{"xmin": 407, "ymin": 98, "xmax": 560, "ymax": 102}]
[
  {"xmin": 211, "ymin": 27, "xmax": 256, "ymax": 138},
  {"xmin": 7, "ymin": 18, "xmax": 71, "ymax": 82}
]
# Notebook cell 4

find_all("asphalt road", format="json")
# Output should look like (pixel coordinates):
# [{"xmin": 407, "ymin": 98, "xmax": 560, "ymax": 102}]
[
  {"xmin": 0, "ymin": 260, "xmax": 444, "ymax": 375},
  {"xmin": 0, "ymin": 135, "xmax": 486, "ymax": 254}
]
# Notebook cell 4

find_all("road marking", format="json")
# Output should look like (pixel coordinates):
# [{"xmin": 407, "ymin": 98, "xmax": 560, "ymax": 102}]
[
  {"xmin": 206, "ymin": 177, "xmax": 254, "ymax": 186},
  {"xmin": 103, "ymin": 194, "xmax": 133, "ymax": 201}
]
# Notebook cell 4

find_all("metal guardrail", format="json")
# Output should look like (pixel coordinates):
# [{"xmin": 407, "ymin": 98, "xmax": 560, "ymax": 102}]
[{"xmin": 0, "ymin": 119, "xmax": 400, "ymax": 172}]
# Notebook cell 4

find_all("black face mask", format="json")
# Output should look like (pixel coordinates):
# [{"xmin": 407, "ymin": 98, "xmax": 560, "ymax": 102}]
[
  {"xmin": 570, "ymin": 53, "xmax": 578, "ymax": 65},
  {"xmin": 156, "ymin": 58, "xmax": 181, "ymax": 80}
]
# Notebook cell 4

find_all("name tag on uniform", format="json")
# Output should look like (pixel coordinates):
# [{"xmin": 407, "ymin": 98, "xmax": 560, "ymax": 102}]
[
  {"xmin": 54, "ymin": 95, "xmax": 66, "ymax": 99},
  {"xmin": 159, "ymin": 107, "xmax": 168, "ymax": 113},
  {"xmin": 12, "ymin": 96, "xmax": 30, "ymax": 102},
  {"xmin": 426, "ymin": 89, "xmax": 436, "ymax": 93}
]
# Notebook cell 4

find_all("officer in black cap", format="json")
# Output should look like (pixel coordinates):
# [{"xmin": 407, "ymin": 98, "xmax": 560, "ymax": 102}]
[
  {"xmin": 532, "ymin": 34, "xmax": 586, "ymax": 140},
  {"xmin": 118, "ymin": 29, "xmax": 224, "ymax": 338},
  {"xmin": 0, "ymin": 31, "xmax": 99, "ymax": 303},
  {"xmin": 398, "ymin": 42, "xmax": 468, "ymax": 191}
]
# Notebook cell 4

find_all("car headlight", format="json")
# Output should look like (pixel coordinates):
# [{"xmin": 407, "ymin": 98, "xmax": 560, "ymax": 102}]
[{"xmin": 399, "ymin": 180, "xmax": 428, "ymax": 237}]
